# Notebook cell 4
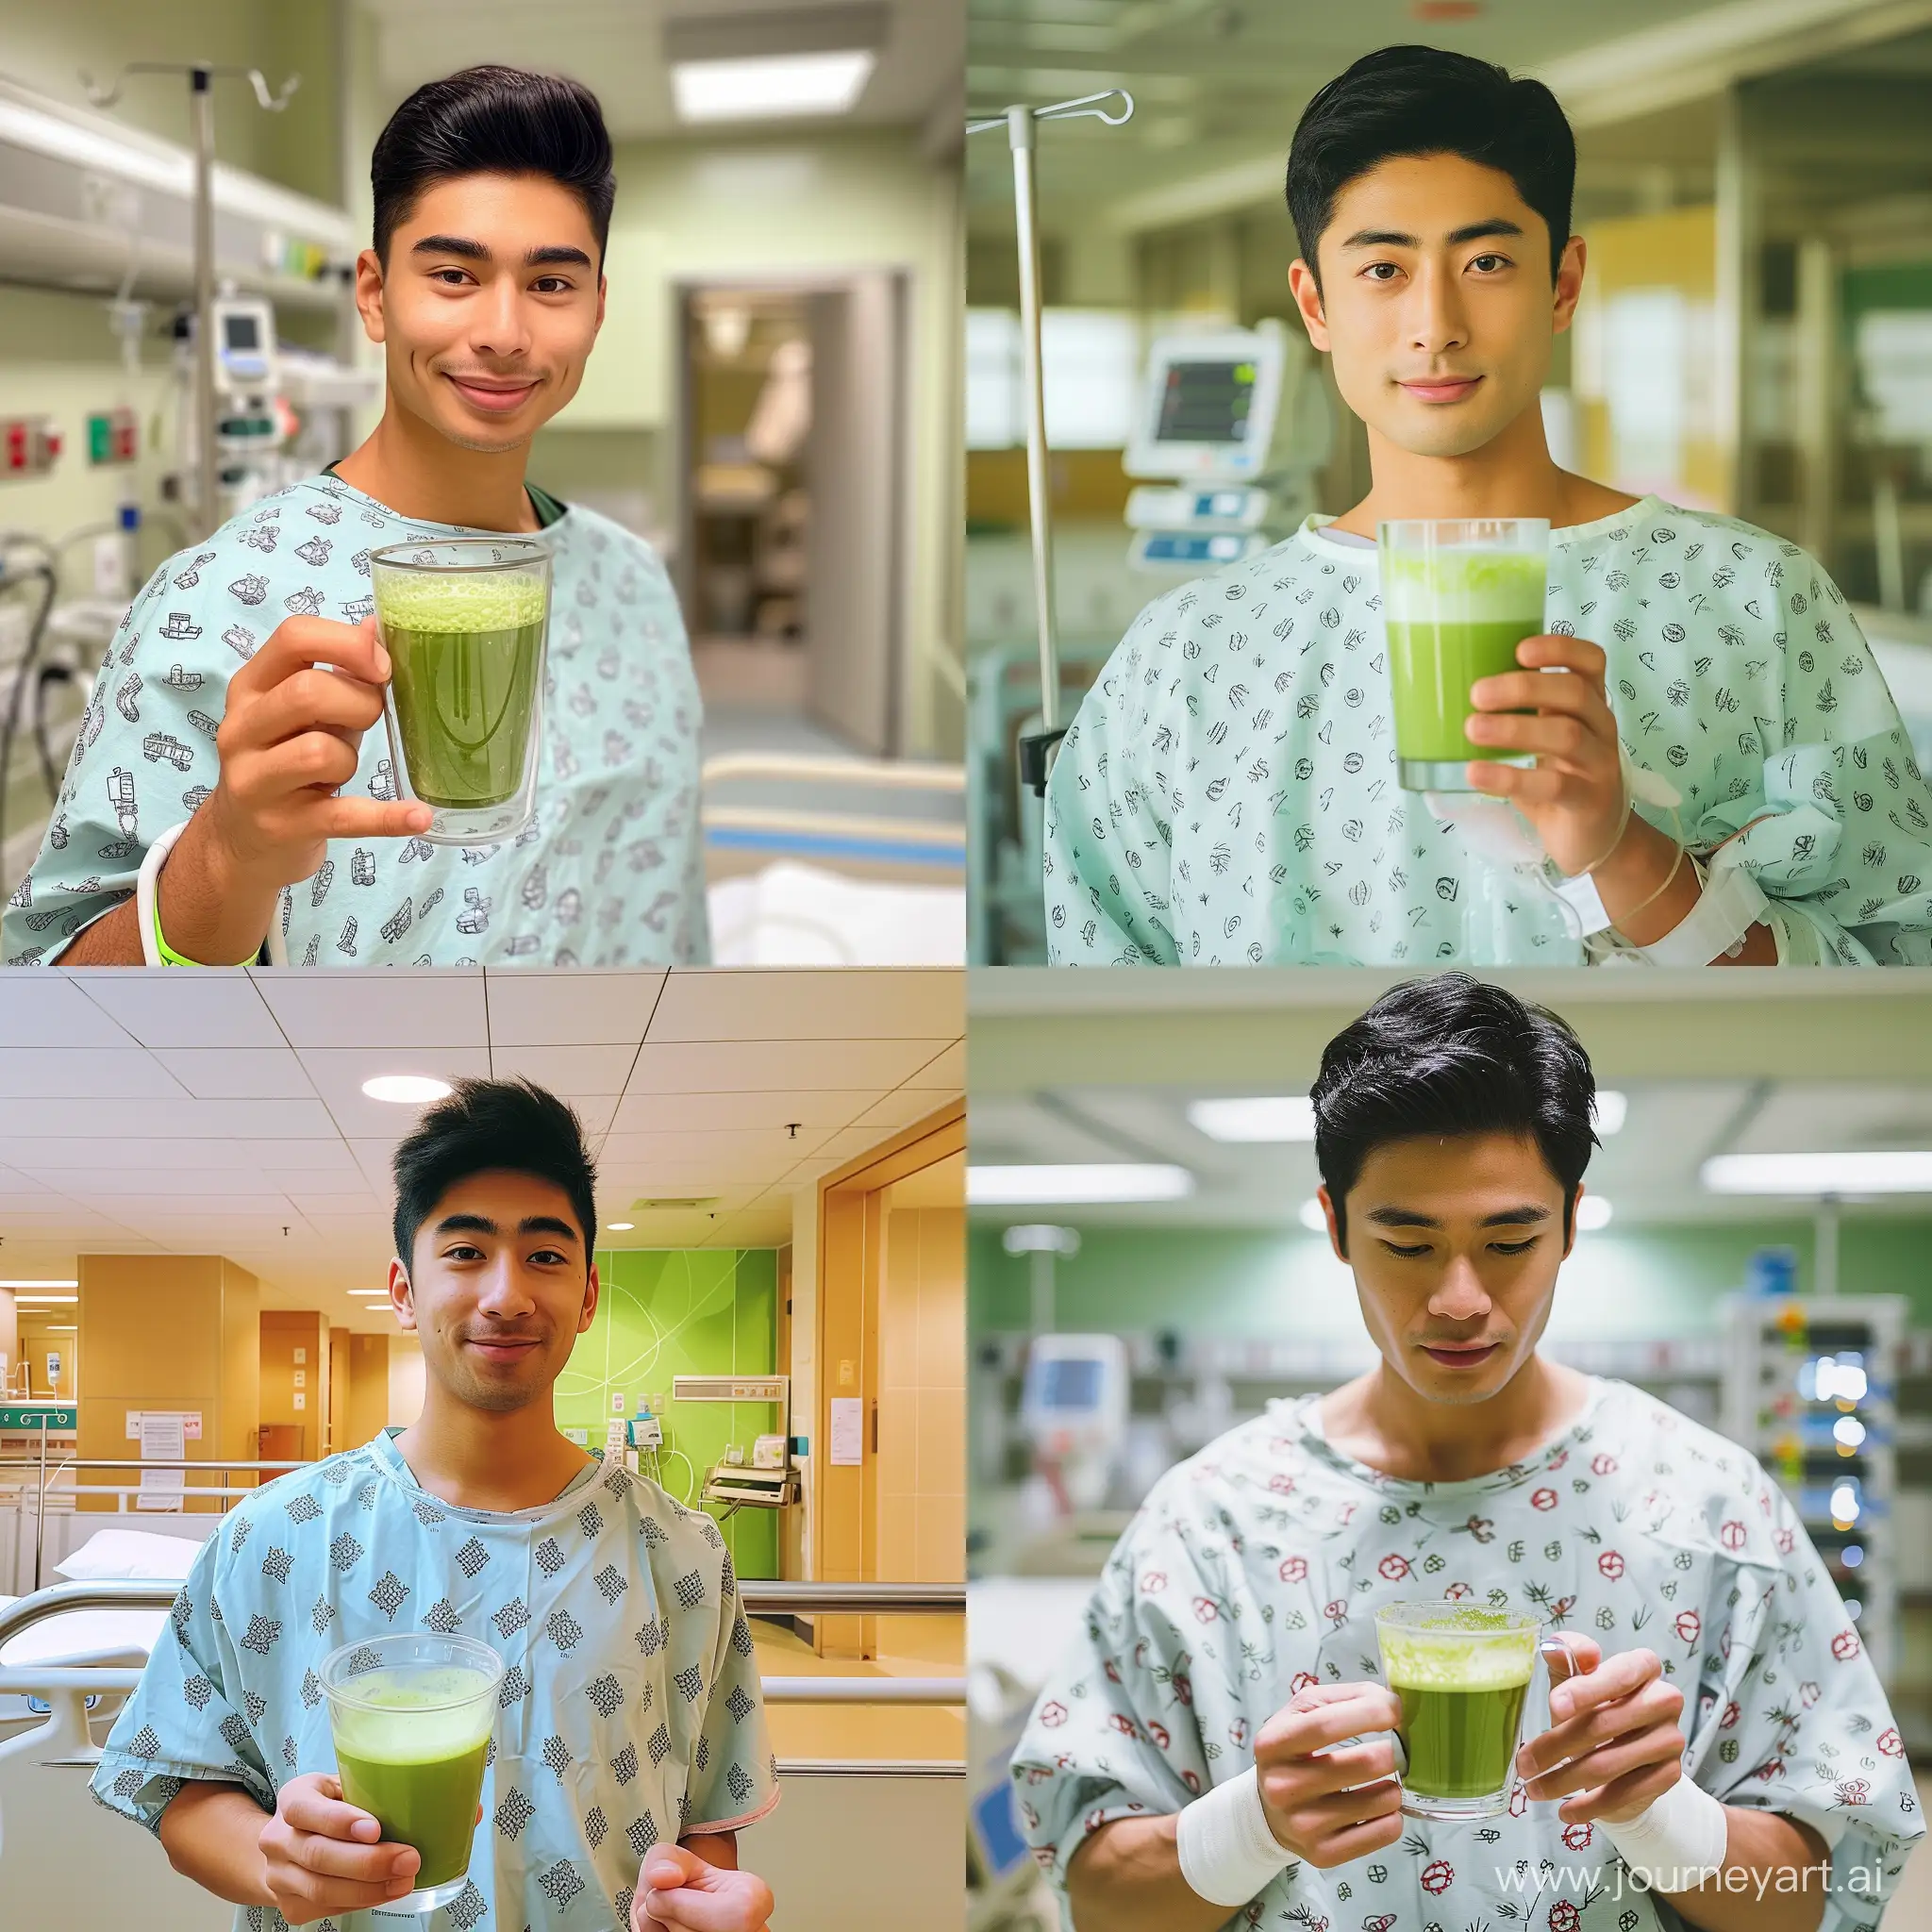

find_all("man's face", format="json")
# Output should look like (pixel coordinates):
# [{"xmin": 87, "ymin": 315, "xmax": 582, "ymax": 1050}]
[
  {"xmin": 1288, "ymin": 152, "xmax": 1585, "ymax": 460},
  {"xmin": 389, "ymin": 1168, "xmax": 598, "ymax": 1414},
  {"xmin": 357, "ymin": 172, "xmax": 606, "ymax": 454},
  {"xmin": 1318, "ymin": 1130, "xmax": 1579, "ymax": 1407}
]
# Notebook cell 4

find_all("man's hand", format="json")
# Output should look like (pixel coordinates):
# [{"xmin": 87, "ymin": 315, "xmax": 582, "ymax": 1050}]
[
  {"xmin": 634, "ymin": 1844, "xmax": 774, "ymax": 1931},
  {"xmin": 1252, "ymin": 1681, "xmax": 1406, "ymax": 1869},
  {"xmin": 1462, "ymin": 634, "xmax": 1630, "ymax": 878},
  {"xmin": 255, "ymin": 1772, "xmax": 426, "ymax": 1925},
  {"xmin": 1516, "ymin": 1636, "xmax": 1687, "ymax": 1824},
  {"xmin": 205, "ymin": 614, "xmax": 431, "ymax": 889}
]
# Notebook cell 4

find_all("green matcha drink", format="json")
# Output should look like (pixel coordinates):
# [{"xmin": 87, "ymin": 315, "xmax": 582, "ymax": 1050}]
[
  {"xmin": 322, "ymin": 1634, "xmax": 503, "ymax": 1912},
  {"xmin": 371, "ymin": 541, "xmax": 551, "ymax": 844},
  {"xmin": 1374, "ymin": 1603, "xmax": 1541, "ymax": 1821},
  {"xmin": 1378, "ymin": 519, "xmax": 1549, "ymax": 792}
]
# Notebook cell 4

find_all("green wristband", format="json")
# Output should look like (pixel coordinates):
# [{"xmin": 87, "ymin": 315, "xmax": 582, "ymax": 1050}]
[{"xmin": 151, "ymin": 884, "xmax": 216, "ymax": 968}]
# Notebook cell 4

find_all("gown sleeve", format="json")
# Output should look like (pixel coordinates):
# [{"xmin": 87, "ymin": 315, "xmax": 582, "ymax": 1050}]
[
  {"xmin": 1042, "ymin": 612, "xmax": 1182, "ymax": 965},
  {"xmin": 1679, "ymin": 1478, "xmax": 1924, "ymax": 1931},
  {"xmin": 680, "ymin": 1554, "xmax": 779, "ymax": 1837},
  {"xmin": 1688, "ymin": 553, "xmax": 1932, "ymax": 965},
  {"xmin": 89, "ymin": 1530, "xmax": 279, "ymax": 1834}
]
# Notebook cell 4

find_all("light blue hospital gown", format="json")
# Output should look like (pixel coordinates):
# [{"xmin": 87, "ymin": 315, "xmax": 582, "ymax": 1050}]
[
  {"xmin": 4, "ymin": 474, "xmax": 709, "ymax": 966},
  {"xmin": 1012, "ymin": 1379, "xmax": 1923, "ymax": 1932},
  {"xmin": 91, "ymin": 1430, "xmax": 778, "ymax": 1931},
  {"xmin": 1044, "ymin": 496, "xmax": 1932, "ymax": 965}
]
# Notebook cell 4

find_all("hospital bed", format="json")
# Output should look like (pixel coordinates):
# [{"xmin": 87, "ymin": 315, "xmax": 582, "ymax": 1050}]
[
  {"xmin": 0, "ymin": 1575, "xmax": 966, "ymax": 1932},
  {"xmin": 702, "ymin": 752, "xmax": 966, "ymax": 964}
]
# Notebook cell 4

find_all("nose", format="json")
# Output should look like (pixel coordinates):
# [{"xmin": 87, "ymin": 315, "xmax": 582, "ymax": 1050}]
[
  {"xmin": 1404, "ymin": 257, "xmax": 1470, "ymax": 359},
  {"xmin": 474, "ymin": 1253, "xmax": 536, "ymax": 1318},
  {"xmin": 470, "ymin": 274, "xmax": 534, "ymax": 364},
  {"xmin": 1428, "ymin": 1254, "xmax": 1491, "ymax": 1325}
]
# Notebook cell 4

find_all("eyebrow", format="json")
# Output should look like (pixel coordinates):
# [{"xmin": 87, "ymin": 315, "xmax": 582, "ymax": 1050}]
[
  {"xmin": 1364, "ymin": 1204, "xmax": 1552, "ymax": 1230},
  {"xmin": 1338, "ymin": 218, "xmax": 1525, "ymax": 252},
  {"xmin": 435, "ymin": 1211, "xmax": 582, "ymax": 1245},
  {"xmin": 410, "ymin": 236, "xmax": 594, "ymax": 270}
]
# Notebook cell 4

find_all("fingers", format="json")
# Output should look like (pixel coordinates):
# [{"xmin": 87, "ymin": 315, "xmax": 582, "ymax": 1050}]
[
  {"xmin": 1300, "ymin": 1806, "xmax": 1407, "ymax": 1871},
  {"xmin": 232, "ymin": 616, "xmax": 388, "ymax": 699},
  {"xmin": 644, "ymin": 1848, "xmax": 708, "ymax": 1888},
  {"xmin": 1524, "ymin": 1722, "xmax": 1684, "ymax": 1803},
  {"xmin": 231, "ymin": 664, "xmax": 388, "ymax": 750},
  {"xmin": 1549, "ymin": 1647, "xmax": 1667, "ymax": 1726},
  {"xmin": 1558, "ymin": 1758, "xmax": 1681, "ymax": 1827},
  {"xmin": 1259, "ymin": 1738, "xmax": 1397, "ymax": 1810},
  {"xmin": 1520, "ymin": 1677, "xmax": 1682, "ymax": 1783},
  {"xmin": 641, "ymin": 1874, "xmax": 773, "ymax": 1932},
  {"xmin": 281, "ymin": 1827, "xmax": 419, "ymax": 1887},
  {"xmin": 311, "ymin": 796, "xmax": 436, "ymax": 841},
  {"xmin": 275, "ymin": 1782, "xmax": 385, "ymax": 1846},
  {"xmin": 1470, "ymin": 661, "xmax": 1609, "ymax": 719},
  {"xmin": 1463, "ymin": 761, "xmax": 1575, "ymax": 807},
  {"xmin": 1508, "ymin": 634, "xmax": 1608, "ymax": 680},
  {"xmin": 1273, "ymin": 1774, "xmax": 1403, "ymax": 1840},
  {"xmin": 1547, "ymin": 1634, "xmax": 1602, "ymax": 1682},
  {"xmin": 1464, "ymin": 710, "xmax": 1606, "ymax": 768},
  {"xmin": 1257, "ymin": 1686, "xmax": 1404, "ymax": 1763}
]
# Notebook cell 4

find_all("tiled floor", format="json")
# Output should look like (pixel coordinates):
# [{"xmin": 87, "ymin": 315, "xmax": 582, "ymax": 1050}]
[{"xmin": 751, "ymin": 1612, "xmax": 963, "ymax": 1762}]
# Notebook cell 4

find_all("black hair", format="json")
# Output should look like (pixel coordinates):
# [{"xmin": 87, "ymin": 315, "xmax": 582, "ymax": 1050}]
[
  {"xmin": 391, "ymin": 1077, "xmax": 598, "ymax": 1274},
  {"xmin": 1311, "ymin": 974, "xmax": 1597, "ymax": 1249},
  {"xmin": 1287, "ymin": 44, "xmax": 1575, "ymax": 287},
  {"xmin": 371, "ymin": 65, "xmax": 616, "ymax": 264}
]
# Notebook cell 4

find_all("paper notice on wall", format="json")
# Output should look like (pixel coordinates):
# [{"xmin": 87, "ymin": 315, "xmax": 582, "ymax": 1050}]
[
  {"xmin": 138, "ymin": 1411, "xmax": 186, "ymax": 1512},
  {"xmin": 829, "ymin": 1397, "xmax": 864, "ymax": 1467}
]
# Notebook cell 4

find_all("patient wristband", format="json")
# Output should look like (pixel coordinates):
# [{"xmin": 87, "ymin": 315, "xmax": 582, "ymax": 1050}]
[
  {"xmin": 136, "ymin": 823, "xmax": 200, "ymax": 967},
  {"xmin": 1635, "ymin": 853, "xmax": 1768, "ymax": 966},
  {"xmin": 1174, "ymin": 1766, "xmax": 1295, "ymax": 1908},
  {"xmin": 1600, "ymin": 1774, "xmax": 1729, "ymax": 1890}
]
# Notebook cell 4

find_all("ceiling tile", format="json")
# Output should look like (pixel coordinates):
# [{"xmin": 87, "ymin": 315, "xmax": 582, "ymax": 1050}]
[
  {"xmin": 297, "ymin": 1046, "xmax": 496, "ymax": 1139},
  {"xmin": 8, "ymin": 1096, "xmax": 341, "ymax": 1141},
  {"xmin": 483, "ymin": 969, "xmax": 666, "ymax": 1045},
  {"xmin": 0, "ymin": 1047, "xmax": 186, "ymax": 1100},
  {"xmin": 488, "ymin": 1042, "xmax": 640, "ymax": 1095},
  {"xmin": 254, "ymin": 971, "xmax": 489, "ymax": 1048},
  {"xmin": 153, "ymin": 1049, "xmax": 318, "ymax": 1100},
  {"xmin": 647, "ymin": 968, "xmax": 963, "ymax": 1042},
  {"xmin": 854, "ymin": 1088, "xmax": 954, "ymax": 1131},
  {"xmin": 629, "ymin": 1038, "xmax": 951, "ymax": 1094},
  {"xmin": 901, "ymin": 1040, "xmax": 965, "ymax": 1091},
  {"xmin": 607, "ymin": 1089, "xmax": 874, "ymax": 1135},
  {"xmin": 0, "ymin": 976, "xmax": 139, "ymax": 1047},
  {"xmin": 77, "ymin": 970, "xmax": 284, "ymax": 1047}
]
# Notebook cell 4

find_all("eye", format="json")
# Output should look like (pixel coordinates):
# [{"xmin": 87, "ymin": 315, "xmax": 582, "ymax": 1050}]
[
  {"xmin": 431, "ymin": 268, "xmax": 473, "ymax": 287},
  {"xmin": 443, "ymin": 1242, "xmax": 485, "ymax": 1261},
  {"xmin": 527, "ymin": 1247, "xmax": 571, "ymax": 1267},
  {"xmin": 1469, "ymin": 253, "xmax": 1511, "ymax": 274},
  {"xmin": 1491, "ymin": 1238, "xmax": 1539, "ymax": 1256},
  {"xmin": 531, "ymin": 275, "xmax": 574, "ymax": 294},
  {"xmin": 1361, "ymin": 261, "xmax": 1401, "ymax": 282},
  {"xmin": 1379, "ymin": 1241, "xmax": 1433, "ymax": 1259}
]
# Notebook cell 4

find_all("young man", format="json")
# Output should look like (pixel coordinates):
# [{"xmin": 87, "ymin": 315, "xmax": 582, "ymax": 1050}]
[
  {"xmin": 6, "ymin": 67, "xmax": 708, "ymax": 969},
  {"xmin": 1011, "ymin": 975, "xmax": 1922, "ymax": 1931},
  {"xmin": 1044, "ymin": 45, "xmax": 1932, "ymax": 968},
  {"xmin": 91, "ymin": 1079, "xmax": 777, "ymax": 1931}
]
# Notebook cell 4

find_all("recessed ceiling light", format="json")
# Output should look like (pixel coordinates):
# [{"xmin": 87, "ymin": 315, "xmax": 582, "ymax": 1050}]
[
  {"xmin": 968, "ymin": 1163, "xmax": 1193, "ymax": 1206},
  {"xmin": 672, "ymin": 50, "xmax": 876, "ymax": 123},
  {"xmin": 606, "ymin": 1222, "xmax": 636, "ymax": 1231},
  {"xmin": 1594, "ymin": 1091, "xmax": 1628, "ymax": 1135},
  {"xmin": 0, "ymin": 1279, "xmax": 78, "ymax": 1290},
  {"xmin": 1189, "ymin": 1096, "xmax": 1315, "ymax": 1142},
  {"xmin": 1703, "ymin": 1151, "xmax": 1932, "ymax": 1194},
  {"xmin": 10, "ymin": 1292, "xmax": 77, "ymax": 1302},
  {"xmin": 347, "ymin": 1289, "xmax": 387, "ymax": 1297},
  {"xmin": 1298, "ymin": 1197, "xmax": 1327, "ymax": 1233},
  {"xmin": 361, "ymin": 1074, "xmax": 453, "ymax": 1105},
  {"xmin": 1575, "ymin": 1195, "xmax": 1614, "ymax": 1231}
]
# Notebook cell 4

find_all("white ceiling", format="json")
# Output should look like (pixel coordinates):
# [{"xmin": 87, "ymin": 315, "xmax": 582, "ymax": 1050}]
[
  {"xmin": 970, "ymin": 1077, "xmax": 1932, "ymax": 1231},
  {"xmin": 0, "ymin": 968, "xmax": 962, "ymax": 1327},
  {"xmin": 360, "ymin": 0, "xmax": 964, "ymax": 142}
]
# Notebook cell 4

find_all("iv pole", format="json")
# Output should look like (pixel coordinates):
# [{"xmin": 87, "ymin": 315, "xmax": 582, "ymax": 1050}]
[
  {"xmin": 968, "ymin": 91, "xmax": 1133, "ymax": 794},
  {"xmin": 81, "ymin": 63, "xmax": 300, "ymax": 541}
]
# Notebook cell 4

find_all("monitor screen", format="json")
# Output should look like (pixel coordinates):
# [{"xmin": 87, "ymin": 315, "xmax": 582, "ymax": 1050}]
[
  {"xmin": 1039, "ymin": 1357, "xmax": 1104, "ymax": 1411},
  {"xmin": 224, "ymin": 313, "xmax": 261, "ymax": 350},
  {"xmin": 1154, "ymin": 358, "xmax": 1256, "ymax": 444}
]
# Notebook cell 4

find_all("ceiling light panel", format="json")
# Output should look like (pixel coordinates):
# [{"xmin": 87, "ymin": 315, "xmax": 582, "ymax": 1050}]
[
  {"xmin": 1703, "ymin": 1151, "xmax": 1932, "ymax": 1194},
  {"xmin": 968, "ymin": 1163, "xmax": 1195, "ymax": 1206},
  {"xmin": 1188, "ymin": 1096, "xmax": 1315, "ymax": 1142}
]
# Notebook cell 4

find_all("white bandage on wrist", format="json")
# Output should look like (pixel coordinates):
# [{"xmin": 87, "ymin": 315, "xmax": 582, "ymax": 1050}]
[
  {"xmin": 1174, "ymin": 1766, "xmax": 1295, "ymax": 1908},
  {"xmin": 134, "ymin": 822, "xmax": 191, "ymax": 967},
  {"xmin": 1636, "ymin": 852, "xmax": 1768, "ymax": 966},
  {"xmin": 1600, "ymin": 1775, "xmax": 1729, "ymax": 1890}
]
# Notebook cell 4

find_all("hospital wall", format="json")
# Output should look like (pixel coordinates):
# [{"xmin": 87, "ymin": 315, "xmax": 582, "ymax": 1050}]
[{"xmin": 968, "ymin": 1219, "xmax": 1932, "ymax": 1341}]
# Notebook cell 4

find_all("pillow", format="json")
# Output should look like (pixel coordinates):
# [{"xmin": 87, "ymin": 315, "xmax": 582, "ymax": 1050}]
[{"xmin": 54, "ymin": 1525, "xmax": 208, "ymax": 1582}]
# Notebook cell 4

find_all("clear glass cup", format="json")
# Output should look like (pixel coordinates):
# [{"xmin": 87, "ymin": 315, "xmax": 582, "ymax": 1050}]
[
  {"xmin": 1374, "ymin": 1602, "xmax": 1542, "ymax": 1821},
  {"xmin": 321, "ymin": 1631, "xmax": 504, "ymax": 1913},
  {"xmin": 1378, "ymin": 518, "xmax": 1550, "ymax": 791},
  {"xmin": 370, "ymin": 538, "xmax": 552, "ymax": 845}
]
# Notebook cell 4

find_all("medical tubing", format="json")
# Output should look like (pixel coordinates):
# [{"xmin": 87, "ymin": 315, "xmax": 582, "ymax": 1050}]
[
  {"xmin": 1174, "ymin": 1765, "xmax": 1296, "ymax": 1907},
  {"xmin": 1601, "ymin": 1775, "xmax": 1729, "ymax": 1890}
]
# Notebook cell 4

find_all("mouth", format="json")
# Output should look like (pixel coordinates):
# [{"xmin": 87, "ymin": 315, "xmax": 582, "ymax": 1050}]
[
  {"xmin": 1419, "ymin": 1340, "xmax": 1502, "ymax": 1370},
  {"xmin": 463, "ymin": 1336, "xmax": 544, "ymax": 1365},
  {"xmin": 1398, "ymin": 375, "xmax": 1484, "ymax": 405},
  {"xmin": 443, "ymin": 374, "xmax": 542, "ymax": 415}
]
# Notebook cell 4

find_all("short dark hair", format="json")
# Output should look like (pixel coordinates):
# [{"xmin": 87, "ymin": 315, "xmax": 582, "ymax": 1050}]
[
  {"xmin": 1287, "ymin": 45, "xmax": 1575, "ymax": 286},
  {"xmin": 371, "ymin": 65, "xmax": 617, "ymax": 265},
  {"xmin": 1311, "ymin": 974, "xmax": 1597, "ymax": 1248},
  {"xmin": 391, "ymin": 1078, "xmax": 599, "ymax": 1274}
]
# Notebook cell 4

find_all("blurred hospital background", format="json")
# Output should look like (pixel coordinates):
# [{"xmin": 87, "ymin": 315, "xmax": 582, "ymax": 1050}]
[
  {"xmin": 0, "ymin": 0, "xmax": 967, "ymax": 964},
  {"xmin": 0, "ymin": 966, "xmax": 964, "ymax": 1929},
  {"xmin": 964, "ymin": 971, "xmax": 1932, "ymax": 1928},
  {"xmin": 966, "ymin": 0, "xmax": 1932, "ymax": 959}
]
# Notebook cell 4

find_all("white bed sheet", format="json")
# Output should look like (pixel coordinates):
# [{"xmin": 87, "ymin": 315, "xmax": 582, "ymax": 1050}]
[
  {"xmin": 0, "ymin": 1593, "xmax": 165, "ymax": 1668},
  {"xmin": 708, "ymin": 862, "xmax": 964, "ymax": 964}
]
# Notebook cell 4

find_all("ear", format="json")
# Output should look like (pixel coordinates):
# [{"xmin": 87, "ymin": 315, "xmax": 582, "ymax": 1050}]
[
  {"xmin": 578, "ymin": 1261, "xmax": 601, "ymax": 1335},
  {"xmin": 388, "ymin": 1257, "xmax": 417, "ymax": 1332},
  {"xmin": 1550, "ymin": 234, "xmax": 1587, "ymax": 337},
  {"xmin": 593, "ymin": 273, "xmax": 607, "ymax": 340},
  {"xmin": 1317, "ymin": 1184, "xmax": 1348, "ymax": 1262},
  {"xmin": 1562, "ymin": 1186, "xmax": 1583, "ymax": 1262},
  {"xmin": 1288, "ymin": 258, "xmax": 1331, "ymax": 354},
  {"xmin": 355, "ymin": 246, "xmax": 388, "ymax": 346}
]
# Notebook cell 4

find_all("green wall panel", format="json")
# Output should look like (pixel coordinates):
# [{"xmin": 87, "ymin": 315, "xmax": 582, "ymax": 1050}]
[{"xmin": 558, "ymin": 1249, "xmax": 781, "ymax": 1576}]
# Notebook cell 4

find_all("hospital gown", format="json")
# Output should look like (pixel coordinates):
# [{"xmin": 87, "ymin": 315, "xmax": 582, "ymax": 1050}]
[
  {"xmin": 4, "ymin": 473, "xmax": 709, "ymax": 966},
  {"xmin": 1011, "ymin": 1378, "xmax": 1923, "ymax": 1932},
  {"xmin": 90, "ymin": 1428, "xmax": 778, "ymax": 1932},
  {"xmin": 1043, "ymin": 496, "xmax": 1932, "ymax": 965}
]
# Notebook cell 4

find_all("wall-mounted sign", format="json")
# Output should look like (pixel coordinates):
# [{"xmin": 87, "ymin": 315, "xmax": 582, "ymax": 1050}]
[{"xmin": 125, "ymin": 1411, "xmax": 203, "ymax": 1440}]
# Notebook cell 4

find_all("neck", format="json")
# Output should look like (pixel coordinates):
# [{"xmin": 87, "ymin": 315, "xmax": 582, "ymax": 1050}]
[
  {"xmin": 333, "ymin": 393, "xmax": 541, "ymax": 533},
  {"xmin": 1330, "ymin": 403, "xmax": 1638, "ymax": 536},
  {"xmin": 1323, "ymin": 1351, "xmax": 1589, "ymax": 1484},
  {"xmin": 391, "ymin": 1379, "xmax": 590, "ymax": 1513}
]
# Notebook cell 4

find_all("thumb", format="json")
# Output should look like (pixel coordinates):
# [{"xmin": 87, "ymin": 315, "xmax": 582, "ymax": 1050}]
[
  {"xmin": 1546, "ymin": 1632, "xmax": 1601, "ymax": 1713},
  {"xmin": 644, "ymin": 1845, "xmax": 706, "ymax": 1889}
]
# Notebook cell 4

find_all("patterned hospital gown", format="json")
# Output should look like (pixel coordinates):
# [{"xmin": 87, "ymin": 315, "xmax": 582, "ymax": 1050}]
[
  {"xmin": 4, "ymin": 474, "xmax": 709, "ymax": 966},
  {"xmin": 91, "ymin": 1429, "xmax": 778, "ymax": 1932},
  {"xmin": 1044, "ymin": 496, "xmax": 1932, "ymax": 966},
  {"xmin": 1012, "ymin": 1378, "xmax": 1923, "ymax": 1932}
]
